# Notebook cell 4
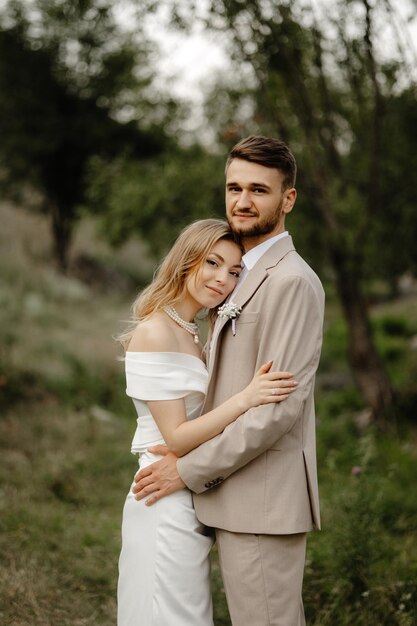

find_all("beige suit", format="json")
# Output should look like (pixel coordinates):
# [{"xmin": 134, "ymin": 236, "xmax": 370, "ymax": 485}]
[{"xmin": 177, "ymin": 236, "xmax": 325, "ymax": 624}]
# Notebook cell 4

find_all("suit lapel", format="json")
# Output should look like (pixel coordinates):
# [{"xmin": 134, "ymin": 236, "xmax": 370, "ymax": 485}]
[
  {"xmin": 207, "ymin": 315, "xmax": 229, "ymax": 378},
  {"xmin": 207, "ymin": 236, "xmax": 295, "ymax": 383}
]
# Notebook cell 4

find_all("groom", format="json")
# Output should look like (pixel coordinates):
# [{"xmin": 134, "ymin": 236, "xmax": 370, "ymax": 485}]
[{"xmin": 134, "ymin": 135, "xmax": 325, "ymax": 625}]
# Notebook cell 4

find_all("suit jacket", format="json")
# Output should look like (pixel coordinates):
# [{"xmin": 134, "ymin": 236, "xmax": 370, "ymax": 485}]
[{"xmin": 177, "ymin": 236, "xmax": 325, "ymax": 534}]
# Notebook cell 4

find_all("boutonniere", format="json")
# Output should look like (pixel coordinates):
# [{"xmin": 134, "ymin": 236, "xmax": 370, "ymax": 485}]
[{"xmin": 217, "ymin": 302, "xmax": 242, "ymax": 336}]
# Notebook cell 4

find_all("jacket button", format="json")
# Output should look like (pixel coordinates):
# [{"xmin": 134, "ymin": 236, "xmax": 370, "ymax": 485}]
[{"xmin": 204, "ymin": 476, "xmax": 225, "ymax": 489}]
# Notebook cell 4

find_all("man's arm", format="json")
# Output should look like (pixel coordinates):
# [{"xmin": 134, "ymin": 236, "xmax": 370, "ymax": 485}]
[
  {"xmin": 178, "ymin": 274, "xmax": 324, "ymax": 493},
  {"xmin": 133, "ymin": 448, "xmax": 183, "ymax": 505},
  {"xmin": 134, "ymin": 274, "xmax": 323, "ymax": 502}
]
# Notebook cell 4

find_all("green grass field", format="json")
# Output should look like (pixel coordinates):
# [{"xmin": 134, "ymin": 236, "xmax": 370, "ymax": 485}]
[{"xmin": 1, "ymin": 204, "xmax": 416, "ymax": 625}]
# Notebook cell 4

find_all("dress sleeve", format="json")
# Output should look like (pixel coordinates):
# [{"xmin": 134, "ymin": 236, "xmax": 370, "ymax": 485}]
[{"xmin": 125, "ymin": 352, "xmax": 207, "ymax": 401}]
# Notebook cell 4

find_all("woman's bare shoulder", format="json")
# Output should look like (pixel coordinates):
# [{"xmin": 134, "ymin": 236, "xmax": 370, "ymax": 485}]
[{"xmin": 127, "ymin": 314, "xmax": 180, "ymax": 353}]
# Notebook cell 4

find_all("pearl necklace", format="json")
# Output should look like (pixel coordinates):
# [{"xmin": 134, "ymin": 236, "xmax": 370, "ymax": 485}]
[{"xmin": 164, "ymin": 306, "xmax": 200, "ymax": 344}]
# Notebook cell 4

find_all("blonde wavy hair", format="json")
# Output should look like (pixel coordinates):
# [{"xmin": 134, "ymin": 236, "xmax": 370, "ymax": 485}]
[{"xmin": 118, "ymin": 219, "xmax": 242, "ymax": 349}]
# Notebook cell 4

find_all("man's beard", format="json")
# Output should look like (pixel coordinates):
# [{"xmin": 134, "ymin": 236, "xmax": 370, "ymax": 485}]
[{"xmin": 228, "ymin": 201, "xmax": 283, "ymax": 238}]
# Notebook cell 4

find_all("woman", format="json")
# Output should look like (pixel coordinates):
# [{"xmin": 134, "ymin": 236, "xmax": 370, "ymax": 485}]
[{"xmin": 117, "ymin": 219, "xmax": 297, "ymax": 626}]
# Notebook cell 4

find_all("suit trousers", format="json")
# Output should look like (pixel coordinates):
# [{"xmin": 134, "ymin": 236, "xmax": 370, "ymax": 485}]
[{"xmin": 215, "ymin": 529, "xmax": 307, "ymax": 626}]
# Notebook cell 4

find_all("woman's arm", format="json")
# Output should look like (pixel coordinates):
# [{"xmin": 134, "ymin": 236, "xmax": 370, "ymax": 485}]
[
  {"xmin": 148, "ymin": 363, "xmax": 296, "ymax": 457},
  {"xmin": 128, "ymin": 317, "xmax": 296, "ymax": 457}
]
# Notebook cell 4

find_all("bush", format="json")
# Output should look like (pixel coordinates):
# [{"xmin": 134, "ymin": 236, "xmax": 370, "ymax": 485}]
[
  {"xmin": 305, "ymin": 433, "xmax": 417, "ymax": 625},
  {"xmin": 373, "ymin": 315, "xmax": 414, "ymax": 338}
]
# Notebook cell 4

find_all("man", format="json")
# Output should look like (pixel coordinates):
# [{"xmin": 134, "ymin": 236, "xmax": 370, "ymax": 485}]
[{"xmin": 134, "ymin": 136, "xmax": 325, "ymax": 625}]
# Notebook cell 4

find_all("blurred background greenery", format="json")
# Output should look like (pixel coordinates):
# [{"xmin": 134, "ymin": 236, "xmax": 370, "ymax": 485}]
[{"xmin": 0, "ymin": 1, "xmax": 416, "ymax": 624}]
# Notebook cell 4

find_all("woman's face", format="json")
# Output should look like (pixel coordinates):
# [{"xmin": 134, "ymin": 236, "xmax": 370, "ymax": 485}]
[{"xmin": 186, "ymin": 239, "xmax": 242, "ymax": 310}]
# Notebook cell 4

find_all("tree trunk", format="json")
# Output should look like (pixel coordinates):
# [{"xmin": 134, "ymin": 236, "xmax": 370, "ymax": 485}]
[
  {"xmin": 51, "ymin": 204, "xmax": 73, "ymax": 273},
  {"xmin": 310, "ymin": 170, "xmax": 395, "ymax": 426},
  {"xmin": 331, "ymin": 245, "xmax": 394, "ymax": 426},
  {"xmin": 207, "ymin": 0, "xmax": 397, "ymax": 425}
]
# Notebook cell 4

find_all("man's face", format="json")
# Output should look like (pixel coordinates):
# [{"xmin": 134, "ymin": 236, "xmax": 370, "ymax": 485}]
[{"xmin": 225, "ymin": 158, "xmax": 296, "ymax": 245}]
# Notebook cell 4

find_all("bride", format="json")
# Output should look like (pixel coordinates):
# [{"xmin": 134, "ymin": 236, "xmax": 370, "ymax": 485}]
[{"xmin": 117, "ymin": 219, "xmax": 297, "ymax": 626}]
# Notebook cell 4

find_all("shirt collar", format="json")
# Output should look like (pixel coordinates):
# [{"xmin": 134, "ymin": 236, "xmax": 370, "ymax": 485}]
[{"xmin": 242, "ymin": 231, "xmax": 289, "ymax": 271}]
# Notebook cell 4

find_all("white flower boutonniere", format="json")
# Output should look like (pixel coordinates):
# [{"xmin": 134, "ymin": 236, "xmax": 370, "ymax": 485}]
[{"xmin": 217, "ymin": 302, "xmax": 242, "ymax": 336}]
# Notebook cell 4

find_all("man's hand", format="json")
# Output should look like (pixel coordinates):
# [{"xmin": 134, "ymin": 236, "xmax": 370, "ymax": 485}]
[{"xmin": 133, "ymin": 445, "xmax": 185, "ymax": 505}]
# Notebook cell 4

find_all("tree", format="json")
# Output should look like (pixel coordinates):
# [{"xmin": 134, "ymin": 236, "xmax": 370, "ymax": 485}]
[
  {"xmin": 200, "ymin": 0, "xmax": 417, "ymax": 424},
  {"xmin": 0, "ymin": 0, "xmax": 169, "ymax": 270},
  {"xmin": 86, "ymin": 144, "xmax": 226, "ymax": 255}
]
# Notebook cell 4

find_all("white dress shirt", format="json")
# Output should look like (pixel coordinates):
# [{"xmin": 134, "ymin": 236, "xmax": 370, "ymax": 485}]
[{"xmin": 232, "ymin": 231, "xmax": 289, "ymax": 298}]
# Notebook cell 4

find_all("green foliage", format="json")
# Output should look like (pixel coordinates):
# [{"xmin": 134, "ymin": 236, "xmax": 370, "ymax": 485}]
[
  {"xmin": 192, "ymin": 0, "xmax": 417, "ymax": 419},
  {"xmin": 211, "ymin": 548, "xmax": 232, "ymax": 625},
  {"xmin": 86, "ymin": 145, "xmax": 226, "ymax": 254},
  {"xmin": 2, "ymin": 387, "xmax": 416, "ymax": 625},
  {"xmin": 365, "ymin": 88, "xmax": 417, "ymax": 282},
  {"xmin": 374, "ymin": 315, "xmax": 414, "ymax": 338},
  {"xmin": 305, "ymin": 432, "xmax": 417, "ymax": 626},
  {"xmin": 46, "ymin": 353, "xmax": 132, "ymax": 417},
  {"xmin": 0, "ymin": 362, "xmax": 43, "ymax": 413},
  {"xmin": 201, "ymin": 0, "xmax": 417, "ymax": 287},
  {"xmin": 319, "ymin": 316, "xmax": 350, "ymax": 373},
  {"xmin": 0, "ymin": 403, "xmax": 130, "ymax": 625},
  {"xmin": 0, "ymin": 0, "xmax": 169, "ymax": 268},
  {"xmin": 372, "ymin": 313, "xmax": 417, "ymax": 392}
]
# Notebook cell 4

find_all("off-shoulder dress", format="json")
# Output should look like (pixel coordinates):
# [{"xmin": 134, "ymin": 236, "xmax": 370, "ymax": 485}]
[{"xmin": 117, "ymin": 351, "xmax": 213, "ymax": 626}]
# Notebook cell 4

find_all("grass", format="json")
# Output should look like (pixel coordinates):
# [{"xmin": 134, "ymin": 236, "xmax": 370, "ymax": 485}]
[
  {"xmin": 0, "ymin": 402, "xmax": 130, "ymax": 625},
  {"xmin": 304, "ymin": 424, "xmax": 417, "ymax": 625},
  {"xmin": 1, "ymin": 202, "xmax": 417, "ymax": 625}
]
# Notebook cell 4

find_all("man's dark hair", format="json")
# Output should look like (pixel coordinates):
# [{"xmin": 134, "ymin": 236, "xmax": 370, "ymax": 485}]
[{"xmin": 226, "ymin": 135, "xmax": 297, "ymax": 190}]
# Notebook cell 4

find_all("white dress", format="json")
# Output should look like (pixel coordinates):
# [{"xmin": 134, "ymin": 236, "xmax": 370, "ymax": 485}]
[{"xmin": 117, "ymin": 352, "xmax": 214, "ymax": 626}]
